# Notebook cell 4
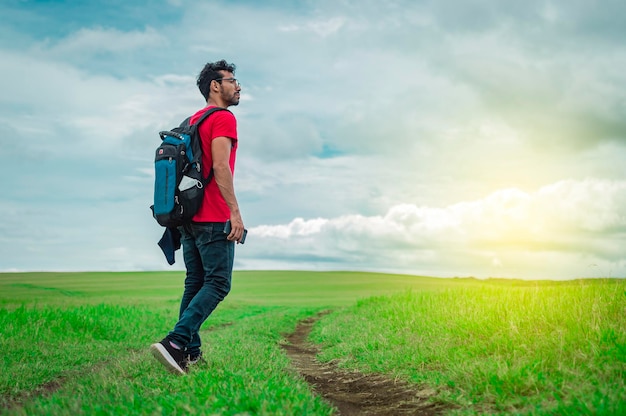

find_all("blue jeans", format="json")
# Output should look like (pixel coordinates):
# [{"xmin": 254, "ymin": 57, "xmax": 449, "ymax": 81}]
[{"xmin": 168, "ymin": 222, "xmax": 234, "ymax": 355}]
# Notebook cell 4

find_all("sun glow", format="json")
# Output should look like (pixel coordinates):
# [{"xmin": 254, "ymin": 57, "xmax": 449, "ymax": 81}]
[{"xmin": 249, "ymin": 179, "xmax": 626, "ymax": 278}]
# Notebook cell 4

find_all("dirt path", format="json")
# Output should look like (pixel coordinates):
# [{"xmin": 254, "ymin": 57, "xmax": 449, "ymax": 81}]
[
  {"xmin": 1, "ymin": 355, "xmax": 122, "ymax": 410},
  {"xmin": 281, "ymin": 314, "xmax": 446, "ymax": 416}
]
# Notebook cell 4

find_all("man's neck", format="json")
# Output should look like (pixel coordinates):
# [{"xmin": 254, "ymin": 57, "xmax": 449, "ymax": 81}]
[{"xmin": 208, "ymin": 98, "xmax": 227, "ymax": 108}]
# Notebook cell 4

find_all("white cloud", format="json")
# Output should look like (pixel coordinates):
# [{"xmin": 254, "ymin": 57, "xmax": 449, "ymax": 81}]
[
  {"xmin": 0, "ymin": 47, "xmax": 205, "ymax": 160},
  {"xmin": 278, "ymin": 17, "xmax": 346, "ymax": 37},
  {"xmin": 241, "ymin": 179, "xmax": 626, "ymax": 279},
  {"xmin": 39, "ymin": 26, "xmax": 165, "ymax": 55}
]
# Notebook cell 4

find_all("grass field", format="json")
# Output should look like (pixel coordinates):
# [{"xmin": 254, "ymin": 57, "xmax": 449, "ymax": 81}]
[{"xmin": 1, "ymin": 271, "xmax": 624, "ymax": 415}]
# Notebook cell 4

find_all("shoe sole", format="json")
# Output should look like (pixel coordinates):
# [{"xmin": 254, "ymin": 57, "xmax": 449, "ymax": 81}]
[{"xmin": 150, "ymin": 343, "xmax": 185, "ymax": 375}]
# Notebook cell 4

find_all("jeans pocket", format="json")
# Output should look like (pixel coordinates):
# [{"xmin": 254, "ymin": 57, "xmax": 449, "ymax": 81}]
[{"xmin": 193, "ymin": 225, "xmax": 215, "ymax": 245}]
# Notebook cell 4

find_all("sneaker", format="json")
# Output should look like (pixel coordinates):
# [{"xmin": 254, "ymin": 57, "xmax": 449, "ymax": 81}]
[
  {"xmin": 150, "ymin": 338, "xmax": 187, "ymax": 375},
  {"xmin": 185, "ymin": 351, "xmax": 205, "ymax": 366}
]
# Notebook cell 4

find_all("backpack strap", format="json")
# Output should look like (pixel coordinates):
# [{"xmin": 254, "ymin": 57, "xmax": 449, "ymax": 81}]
[
  {"xmin": 193, "ymin": 106, "xmax": 229, "ymax": 127},
  {"xmin": 188, "ymin": 107, "xmax": 231, "ymax": 185}
]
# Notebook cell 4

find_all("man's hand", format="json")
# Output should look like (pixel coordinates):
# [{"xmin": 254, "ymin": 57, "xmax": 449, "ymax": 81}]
[{"xmin": 227, "ymin": 212, "xmax": 245, "ymax": 243}]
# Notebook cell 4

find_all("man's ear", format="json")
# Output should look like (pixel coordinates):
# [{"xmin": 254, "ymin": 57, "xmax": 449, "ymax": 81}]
[{"xmin": 211, "ymin": 80, "xmax": 221, "ymax": 92}]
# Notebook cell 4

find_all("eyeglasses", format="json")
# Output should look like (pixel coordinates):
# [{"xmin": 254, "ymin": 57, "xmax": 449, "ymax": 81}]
[{"xmin": 216, "ymin": 77, "xmax": 241, "ymax": 88}]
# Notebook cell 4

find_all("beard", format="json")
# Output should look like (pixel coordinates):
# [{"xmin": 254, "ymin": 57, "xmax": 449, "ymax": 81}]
[{"xmin": 224, "ymin": 91, "xmax": 240, "ymax": 107}]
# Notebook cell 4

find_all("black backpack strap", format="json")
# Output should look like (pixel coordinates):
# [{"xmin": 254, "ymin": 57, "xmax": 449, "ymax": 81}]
[
  {"xmin": 189, "ymin": 107, "xmax": 231, "ymax": 185},
  {"xmin": 193, "ymin": 106, "xmax": 229, "ymax": 127},
  {"xmin": 203, "ymin": 169, "xmax": 214, "ymax": 187},
  {"xmin": 179, "ymin": 117, "xmax": 192, "ymax": 128}
]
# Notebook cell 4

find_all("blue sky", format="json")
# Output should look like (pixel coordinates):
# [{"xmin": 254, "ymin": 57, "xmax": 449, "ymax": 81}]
[{"xmin": 1, "ymin": 0, "xmax": 625, "ymax": 279}]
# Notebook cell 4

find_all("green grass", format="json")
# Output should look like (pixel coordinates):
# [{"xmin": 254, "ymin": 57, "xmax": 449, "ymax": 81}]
[
  {"xmin": 0, "ymin": 270, "xmax": 457, "ymax": 307},
  {"xmin": 1, "ymin": 271, "xmax": 624, "ymax": 415},
  {"xmin": 3, "ymin": 305, "xmax": 331, "ymax": 415},
  {"xmin": 311, "ymin": 281, "xmax": 626, "ymax": 415},
  {"xmin": 1, "ymin": 304, "xmax": 168, "ymax": 402}
]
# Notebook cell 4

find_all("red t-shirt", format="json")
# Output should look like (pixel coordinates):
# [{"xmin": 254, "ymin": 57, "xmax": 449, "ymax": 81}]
[{"xmin": 189, "ymin": 106, "xmax": 238, "ymax": 222}]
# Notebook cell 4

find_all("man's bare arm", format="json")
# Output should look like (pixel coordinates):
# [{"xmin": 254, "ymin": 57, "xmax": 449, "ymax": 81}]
[{"xmin": 211, "ymin": 136, "xmax": 244, "ymax": 242}]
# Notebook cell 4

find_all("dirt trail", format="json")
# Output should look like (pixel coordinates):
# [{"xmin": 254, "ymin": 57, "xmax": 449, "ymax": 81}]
[
  {"xmin": 282, "ymin": 314, "xmax": 446, "ymax": 416},
  {"xmin": 1, "ymin": 356, "xmax": 119, "ymax": 410}
]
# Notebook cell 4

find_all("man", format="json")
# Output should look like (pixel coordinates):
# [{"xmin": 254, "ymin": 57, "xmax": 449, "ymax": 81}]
[{"xmin": 151, "ymin": 59, "xmax": 245, "ymax": 374}]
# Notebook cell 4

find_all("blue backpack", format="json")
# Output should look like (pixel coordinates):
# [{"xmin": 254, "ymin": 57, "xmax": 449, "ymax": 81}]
[{"xmin": 150, "ymin": 107, "xmax": 228, "ymax": 228}]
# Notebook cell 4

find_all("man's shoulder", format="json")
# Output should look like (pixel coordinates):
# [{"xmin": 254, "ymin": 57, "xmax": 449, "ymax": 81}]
[{"xmin": 190, "ymin": 106, "xmax": 234, "ymax": 124}]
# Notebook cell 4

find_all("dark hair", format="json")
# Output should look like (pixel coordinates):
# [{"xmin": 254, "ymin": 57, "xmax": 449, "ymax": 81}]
[{"xmin": 197, "ymin": 59, "xmax": 237, "ymax": 100}]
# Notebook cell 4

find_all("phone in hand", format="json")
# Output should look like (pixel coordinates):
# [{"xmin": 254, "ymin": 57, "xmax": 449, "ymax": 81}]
[{"xmin": 224, "ymin": 220, "xmax": 247, "ymax": 244}]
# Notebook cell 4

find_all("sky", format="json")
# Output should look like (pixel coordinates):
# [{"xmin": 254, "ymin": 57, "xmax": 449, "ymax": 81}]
[{"xmin": 1, "ymin": 0, "xmax": 625, "ymax": 279}]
